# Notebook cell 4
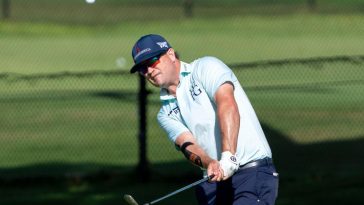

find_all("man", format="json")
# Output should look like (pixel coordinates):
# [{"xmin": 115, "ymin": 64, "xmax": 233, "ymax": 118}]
[{"xmin": 130, "ymin": 34, "xmax": 279, "ymax": 205}]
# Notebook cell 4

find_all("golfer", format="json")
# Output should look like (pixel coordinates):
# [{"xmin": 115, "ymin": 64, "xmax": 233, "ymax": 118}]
[{"xmin": 130, "ymin": 34, "xmax": 279, "ymax": 205}]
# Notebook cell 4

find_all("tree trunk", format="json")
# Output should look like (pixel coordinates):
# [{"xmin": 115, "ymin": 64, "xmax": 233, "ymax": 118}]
[
  {"xmin": 307, "ymin": 0, "xmax": 316, "ymax": 11},
  {"xmin": 2, "ymin": 0, "xmax": 10, "ymax": 19},
  {"xmin": 183, "ymin": 0, "xmax": 193, "ymax": 18}
]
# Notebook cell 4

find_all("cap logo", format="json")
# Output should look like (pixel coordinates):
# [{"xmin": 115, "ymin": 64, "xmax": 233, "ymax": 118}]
[
  {"xmin": 134, "ymin": 48, "xmax": 151, "ymax": 60},
  {"xmin": 135, "ymin": 47, "xmax": 141, "ymax": 53},
  {"xmin": 156, "ymin": 41, "xmax": 168, "ymax": 48}
]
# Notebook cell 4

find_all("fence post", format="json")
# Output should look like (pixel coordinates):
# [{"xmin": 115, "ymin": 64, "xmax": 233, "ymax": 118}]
[
  {"xmin": 307, "ymin": 0, "xmax": 316, "ymax": 11},
  {"xmin": 2, "ymin": 0, "xmax": 10, "ymax": 19},
  {"xmin": 183, "ymin": 0, "xmax": 193, "ymax": 18},
  {"xmin": 136, "ymin": 75, "xmax": 150, "ymax": 182}
]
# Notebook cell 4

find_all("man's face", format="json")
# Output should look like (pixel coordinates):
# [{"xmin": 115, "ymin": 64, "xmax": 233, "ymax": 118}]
[{"xmin": 139, "ymin": 49, "xmax": 178, "ymax": 88}]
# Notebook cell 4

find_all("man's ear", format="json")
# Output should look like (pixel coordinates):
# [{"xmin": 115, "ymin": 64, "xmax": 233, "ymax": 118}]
[{"xmin": 166, "ymin": 48, "xmax": 176, "ymax": 62}]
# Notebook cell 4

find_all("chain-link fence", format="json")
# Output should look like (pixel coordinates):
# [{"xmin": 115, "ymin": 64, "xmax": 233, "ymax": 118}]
[
  {"xmin": 1, "ymin": 55, "xmax": 363, "ymax": 178},
  {"xmin": 1, "ymin": 1, "xmax": 364, "ymax": 205}
]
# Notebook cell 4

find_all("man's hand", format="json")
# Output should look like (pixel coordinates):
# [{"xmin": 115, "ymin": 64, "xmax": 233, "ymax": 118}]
[
  {"xmin": 219, "ymin": 151, "xmax": 239, "ymax": 180},
  {"xmin": 206, "ymin": 160, "xmax": 223, "ymax": 182}
]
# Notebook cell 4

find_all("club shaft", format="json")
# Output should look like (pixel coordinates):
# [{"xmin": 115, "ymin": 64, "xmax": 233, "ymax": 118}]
[{"xmin": 148, "ymin": 177, "xmax": 210, "ymax": 205}]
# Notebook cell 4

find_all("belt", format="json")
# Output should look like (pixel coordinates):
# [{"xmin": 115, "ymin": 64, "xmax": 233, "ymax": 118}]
[{"xmin": 239, "ymin": 157, "xmax": 273, "ymax": 170}]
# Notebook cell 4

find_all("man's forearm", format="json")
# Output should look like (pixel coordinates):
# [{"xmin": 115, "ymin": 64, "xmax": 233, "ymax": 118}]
[
  {"xmin": 180, "ymin": 141, "xmax": 203, "ymax": 167},
  {"xmin": 176, "ymin": 132, "xmax": 214, "ymax": 168},
  {"xmin": 181, "ymin": 141, "xmax": 217, "ymax": 168},
  {"xmin": 219, "ymin": 106, "xmax": 239, "ymax": 154},
  {"xmin": 215, "ymin": 83, "xmax": 240, "ymax": 154},
  {"xmin": 175, "ymin": 132, "xmax": 225, "ymax": 181}
]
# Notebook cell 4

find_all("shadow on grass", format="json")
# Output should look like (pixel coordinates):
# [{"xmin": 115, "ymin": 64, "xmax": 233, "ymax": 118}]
[{"xmin": 0, "ymin": 123, "xmax": 363, "ymax": 205}]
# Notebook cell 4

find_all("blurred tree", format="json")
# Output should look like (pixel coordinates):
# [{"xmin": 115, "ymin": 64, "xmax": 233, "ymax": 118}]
[
  {"xmin": 183, "ymin": 0, "xmax": 193, "ymax": 18},
  {"xmin": 2, "ymin": 0, "xmax": 10, "ymax": 19},
  {"xmin": 308, "ymin": 0, "xmax": 316, "ymax": 11}
]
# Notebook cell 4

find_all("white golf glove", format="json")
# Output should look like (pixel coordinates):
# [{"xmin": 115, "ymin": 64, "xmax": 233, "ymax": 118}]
[{"xmin": 219, "ymin": 151, "xmax": 239, "ymax": 180}]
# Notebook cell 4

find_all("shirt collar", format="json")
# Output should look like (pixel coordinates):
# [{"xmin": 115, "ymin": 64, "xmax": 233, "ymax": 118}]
[
  {"xmin": 160, "ymin": 61, "xmax": 191, "ymax": 101},
  {"xmin": 180, "ymin": 61, "xmax": 191, "ymax": 76}
]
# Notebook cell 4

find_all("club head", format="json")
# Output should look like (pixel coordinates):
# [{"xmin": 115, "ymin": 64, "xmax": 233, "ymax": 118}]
[{"xmin": 123, "ymin": 194, "xmax": 139, "ymax": 205}]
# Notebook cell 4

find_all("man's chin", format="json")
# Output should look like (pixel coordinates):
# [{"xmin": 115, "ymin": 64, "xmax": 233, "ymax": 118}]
[{"xmin": 149, "ymin": 80, "xmax": 160, "ymax": 87}]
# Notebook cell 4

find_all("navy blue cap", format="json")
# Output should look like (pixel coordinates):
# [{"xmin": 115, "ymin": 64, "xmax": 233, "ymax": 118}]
[{"xmin": 130, "ymin": 34, "xmax": 171, "ymax": 73}]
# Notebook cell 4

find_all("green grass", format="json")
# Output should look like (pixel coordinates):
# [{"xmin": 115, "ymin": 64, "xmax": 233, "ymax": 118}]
[
  {"xmin": 1, "ymin": 3, "xmax": 364, "ymax": 205},
  {"xmin": 1, "ymin": 60, "xmax": 363, "ymax": 205},
  {"xmin": 1, "ymin": 61, "xmax": 363, "ymax": 166},
  {"xmin": 1, "ymin": 14, "xmax": 364, "ymax": 74},
  {"xmin": 243, "ymin": 65, "xmax": 364, "ymax": 143}
]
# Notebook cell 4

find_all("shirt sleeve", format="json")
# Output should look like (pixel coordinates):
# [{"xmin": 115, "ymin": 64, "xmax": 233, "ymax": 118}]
[
  {"xmin": 157, "ymin": 107, "xmax": 189, "ymax": 143},
  {"xmin": 193, "ymin": 57, "xmax": 237, "ymax": 100}
]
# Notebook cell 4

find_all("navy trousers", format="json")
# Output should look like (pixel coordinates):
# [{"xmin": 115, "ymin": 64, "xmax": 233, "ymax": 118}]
[{"xmin": 195, "ymin": 160, "xmax": 279, "ymax": 205}]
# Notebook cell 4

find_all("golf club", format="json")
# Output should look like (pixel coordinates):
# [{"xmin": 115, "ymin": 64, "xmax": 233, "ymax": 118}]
[{"xmin": 123, "ymin": 175, "xmax": 213, "ymax": 205}]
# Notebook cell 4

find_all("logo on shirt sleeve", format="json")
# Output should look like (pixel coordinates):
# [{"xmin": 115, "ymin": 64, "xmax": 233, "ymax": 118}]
[{"xmin": 168, "ymin": 106, "xmax": 180, "ymax": 116}]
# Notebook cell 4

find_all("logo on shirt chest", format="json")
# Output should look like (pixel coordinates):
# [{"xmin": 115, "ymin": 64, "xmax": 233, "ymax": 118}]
[{"xmin": 189, "ymin": 79, "xmax": 202, "ymax": 101}]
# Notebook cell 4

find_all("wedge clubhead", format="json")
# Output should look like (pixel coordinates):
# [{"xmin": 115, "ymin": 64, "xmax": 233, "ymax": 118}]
[{"xmin": 123, "ymin": 194, "xmax": 139, "ymax": 205}]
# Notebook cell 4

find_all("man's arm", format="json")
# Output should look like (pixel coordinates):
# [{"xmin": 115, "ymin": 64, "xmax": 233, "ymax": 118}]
[
  {"xmin": 214, "ymin": 82, "xmax": 240, "ymax": 179},
  {"xmin": 215, "ymin": 82, "xmax": 240, "ymax": 153},
  {"xmin": 175, "ymin": 132, "xmax": 224, "ymax": 181}
]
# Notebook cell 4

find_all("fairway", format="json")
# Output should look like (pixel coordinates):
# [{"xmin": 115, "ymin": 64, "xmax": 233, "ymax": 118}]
[
  {"xmin": 1, "ymin": 1, "xmax": 364, "ymax": 205},
  {"xmin": 1, "ymin": 14, "xmax": 364, "ymax": 74}
]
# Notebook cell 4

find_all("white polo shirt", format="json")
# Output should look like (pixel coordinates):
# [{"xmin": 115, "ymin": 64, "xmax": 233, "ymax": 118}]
[{"xmin": 157, "ymin": 56, "xmax": 272, "ymax": 165}]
